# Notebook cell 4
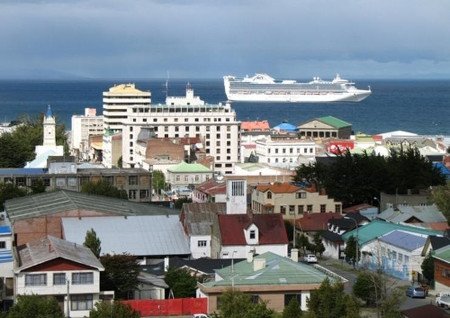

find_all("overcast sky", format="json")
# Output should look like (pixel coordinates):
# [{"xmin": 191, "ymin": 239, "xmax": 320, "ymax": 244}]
[{"xmin": 1, "ymin": 0, "xmax": 449, "ymax": 79}]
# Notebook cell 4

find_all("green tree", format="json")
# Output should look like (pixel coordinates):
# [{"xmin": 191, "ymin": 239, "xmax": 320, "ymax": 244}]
[
  {"xmin": 282, "ymin": 298, "xmax": 302, "ymax": 318},
  {"xmin": 152, "ymin": 170, "xmax": 166, "ymax": 196},
  {"xmin": 100, "ymin": 253, "xmax": 140, "ymax": 299},
  {"xmin": 312, "ymin": 232, "xmax": 325, "ymax": 257},
  {"xmin": 81, "ymin": 179, "xmax": 128, "ymax": 200},
  {"xmin": 216, "ymin": 289, "xmax": 274, "ymax": 318},
  {"xmin": 29, "ymin": 178, "xmax": 47, "ymax": 194},
  {"xmin": 89, "ymin": 300, "xmax": 140, "ymax": 318},
  {"xmin": 84, "ymin": 228, "xmax": 102, "ymax": 258},
  {"xmin": 344, "ymin": 235, "xmax": 359, "ymax": 266},
  {"xmin": 421, "ymin": 251, "xmax": 434, "ymax": 284},
  {"xmin": 7, "ymin": 294, "xmax": 64, "ymax": 318},
  {"xmin": 0, "ymin": 182, "xmax": 27, "ymax": 210},
  {"xmin": 432, "ymin": 184, "xmax": 450, "ymax": 223},
  {"xmin": 164, "ymin": 267, "xmax": 197, "ymax": 298},
  {"xmin": 306, "ymin": 278, "xmax": 360, "ymax": 318},
  {"xmin": 174, "ymin": 197, "xmax": 192, "ymax": 209},
  {"xmin": 353, "ymin": 271, "xmax": 380, "ymax": 306},
  {"xmin": 285, "ymin": 220, "xmax": 294, "ymax": 242},
  {"xmin": 296, "ymin": 233, "xmax": 311, "ymax": 256}
]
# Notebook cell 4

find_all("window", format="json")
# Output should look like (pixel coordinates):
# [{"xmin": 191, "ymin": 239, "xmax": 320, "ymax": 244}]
[
  {"xmin": 250, "ymin": 294, "xmax": 260, "ymax": 304},
  {"xmin": 289, "ymin": 205, "xmax": 295, "ymax": 215},
  {"xmin": 53, "ymin": 273, "xmax": 66, "ymax": 285},
  {"xmin": 307, "ymin": 205, "xmax": 313, "ymax": 212},
  {"xmin": 296, "ymin": 192, "xmax": 306, "ymax": 199},
  {"xmin": 128, "ymin": 190, "xmax": 137, "ymax": 199},
  {"xmin": 71, "ymin": 294, "xmax": 93, "ymax": 311},
  {"xmin": 231, "ymin": 181, "xmax": 245, "ymax": 196},
  {"xmin": 298, "ymin": 205, "xmax": 304, "ymax": 214},
  {"xmin": 25, "ymin": 274, "xmax": 47, "ymax": 286},
  {"xmin": 140, "ymin": 189, "xmax": 149, "ymax": 199},
  {"xmin": 250, "ymin": 230, "xmax": 256, "ymax": 239},
  {"xmin": 129, "ymin": 175, "xmax": 138, "ymax": 185},
  {"xmin": 0, "ymin": 241, "xmax": 5, "ymax": 249},
  {"xmin": 267, "ymin": 191, "xmax": 272, "ymax": 199},
  {"xmin": 280, "ymin": 206, "xmax": 286, "ymax": 214},
  {"xmin": 335, "ymin": 204, "xmax": 341, "ymax": 213},
  {"xmin": 198, "ymin": 240, "xmax": 207, "ymax": 247},
  {"xmin": 320, "ymin": 204, "xmax": 326, "ymax": 213},
  {"xmin": 72, "ymin": 272, "xmax": 94, "ymax": 285},
  {"xmin": 284, "ymin": 293, "xmax": 301, "ymax": 307}
]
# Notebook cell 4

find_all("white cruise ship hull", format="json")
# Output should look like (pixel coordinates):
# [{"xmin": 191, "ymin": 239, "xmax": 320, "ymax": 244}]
[{"xmin": 224, "ymin": 74, "xmax": 371, "ymax": 103}]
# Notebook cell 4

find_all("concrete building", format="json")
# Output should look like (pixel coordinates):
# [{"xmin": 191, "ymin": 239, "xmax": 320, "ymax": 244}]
[
  {"xmin": 102, "ymin": 129, "xmax": 122, "ymax": 168},
  {"xmin": 298, "ymin": 116, "xmax": 352, "ymax": 139},
  {"xmin": 71, "ymin": 108, "xmax": 103, "ymax": 160},
  {"xmin": 167, "ymin": 162, "xmax": 213, "ymax": 191},
  {"xmin": 102, "ymin": 83, "xmax": 151, "ymax": 132}
]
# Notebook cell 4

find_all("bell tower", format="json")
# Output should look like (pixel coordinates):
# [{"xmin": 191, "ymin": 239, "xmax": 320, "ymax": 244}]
[{"xmin": 43, "ymin": 105, "xmax": 56, "ymax": 147}]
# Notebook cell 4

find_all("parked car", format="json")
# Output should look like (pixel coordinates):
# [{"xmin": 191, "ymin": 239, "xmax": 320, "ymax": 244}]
[
  {"xmin": 436, "ymin": 292, "xmax": 450, "ymax": 309},
  {"xmin": 405, "ymin": 286, "xmax": 426, "ymax": 298},
  {"xmin": 192, "ymin": 314, "xmax": 210, "ymax": 318},
  {"xmin": 303, "ymin": 254, "xmax": 318, "ymax": 263}
]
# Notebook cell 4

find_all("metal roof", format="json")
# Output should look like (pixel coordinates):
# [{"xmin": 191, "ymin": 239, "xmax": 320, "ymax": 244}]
[
  {"xmin": 378, "ymin": 230, "xmax": 427, "ymax": 252},
  {"xmin": 318, "ymin": 116, "xmax": 351, "ymax": 129},
  {"xmin": 15, "ymin": 236, "xmax": 104, "ymax": 272},
  {"xmin": 377, "ymin": 204, "xmax": 446, "ymax": 223},
  {"xmin": 0, "ymin": 168, "xmax": 46, "ymax": 175},
  {"xmin": 62, "ymin": 215, "xmax": 190, "ymax": 257},
  {"xmin": 5, "ymin": 190, "xmax": 177, "ymax": 221}
]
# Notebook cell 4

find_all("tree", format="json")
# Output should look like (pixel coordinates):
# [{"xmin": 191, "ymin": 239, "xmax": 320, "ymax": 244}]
[
  {"xmin": 152, "ymin": 170, "xmax": 166, "ymax": 196},
  {"xmin": 84, "ymin": 228, "xmax": 101, "ymax": 258},
  {"xmin": 174, "ymin": 197, "xmax": 192, "ymax": 209},
  {"xmin": 81, "ymin": 179, "xmax": 128, "ymax": 200},
  {"xmin": 285, "ymin": 220, "xmax": 294, "ymax": 242},
  {"xmin": 89, "ymin": 300, "xmax": 140, "ymax": 318},
  {"xmin": 312, "ymin": 232, "xmax": 325, "ymax": 257},
  {"xmin": 353, "ymin": 271, "xmax": 380, "ymax": 306},
  {"xmin": 282, "ymin": 298, "xmax": 302, "ymax": 318},
  {"xmin": 0, "ymin": 182, "xmax": 27, "ymax": 210},
  {"xmin": 296, "ymin": 233, "xmax": 311, "ymax": 256},
  {"xmin": 164, "ymin": 267, "xmax": 197, "ymax": 298},
  {"xmin": 100, "ymin": 253, "xmax": 140, "ymax": 299},
  {"xmin": 7, "ymin": 294, "xmax": 64, "ymax": 318},
  {"xmin": 421, "ymin": 251, "xmax": 434, "ymax": 284},
  {"xmin": 305, "ymin": 278, "xmax": 360, "ymax": 318},
  {"xmin": 29, "ymin": 178, "xmax": 46, "ymax": 194},
  {"xmin": 432, "ymin": 184, "xmax": 450, "ymax": 223},
  {"xmin": 344, "ymin": 235, "xmax": 359, "ymax": 266},
  {"xmin": 216, "ymin": 289, "xmax": 274, "ymax": 318}
]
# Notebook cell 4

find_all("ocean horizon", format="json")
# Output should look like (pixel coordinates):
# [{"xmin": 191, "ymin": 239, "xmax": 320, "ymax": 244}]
[{"xmin": 0, "ymin": 78, "xmax": 449, "ymax": 136}]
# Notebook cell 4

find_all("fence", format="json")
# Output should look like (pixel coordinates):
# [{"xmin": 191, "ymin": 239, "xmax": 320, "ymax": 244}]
[{"xmin": 122, "ymin": 298, "xmax": 207, "ymax": 317}]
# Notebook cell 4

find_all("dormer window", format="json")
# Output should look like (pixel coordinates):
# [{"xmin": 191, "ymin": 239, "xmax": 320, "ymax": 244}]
[
  {"xmin": 250, "ymin": 230, "xmax": 256, "ymax": 239},
  {"xmin": 267, "ymin": 191, "xmax": 272, "ymax": 199}
]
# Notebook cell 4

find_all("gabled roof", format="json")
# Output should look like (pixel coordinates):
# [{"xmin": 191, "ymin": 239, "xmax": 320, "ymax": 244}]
[
  {"xmin": 343, "ymin": 203, "xmax": 375, "ymax": 213},
  {"xmin": 202, "ymin": 252, "xmax": 330, "ymax": 288},
  {"xmin": 5, "ymin": 190, "xmax": 176, "ymax": 221},
  {"xmin": 342, "ymin": 219, "xmax": 442, "ymax": 246},
  {"xmin": 166, "ymin": 257, "xmax": 245, "ymax": 276},
  {"xmin": 433, "ymin": 244, "xmax": 450, "ymax": 264},
  {"xmin": 15, "ymin": 236, "xmax": 104, "ymax": 273},
  {"xmin": 195, "ymin": 179, "xmax": 227, "ymax": 196},
  {"xmin": 378, "ymin": 230, "xmax": 427, "ymax": 252},
  {"xmin": 421, "ymin": 235, "xmax": 450, "ymax": 256},
  {"xmin": 297, "ymin": 212, "xmax": 343, "ymax": 232},
  {"xmin": 255, "ymin": 182, "xmax": 300, "ymax": 194},
  {"xmin": 377, "ymin": 205, "xmax": 446, "ymax": 224},
  {"xmin": 62, "ymin": 216, "xmax": 190, "ymax": 257},
  {"xmin": 181, "ymin": 203, "xmax": 225, "ymax": 236},
  {"xmin": 321, "ymin": 230, "xmax": 344, "ymax": 243},
  {"xmin": 168, "ymin": 161, "xmax": 211, "ymax": 173},
  {"xmin": 241, "ymin": 120, "xmax": 270, "ymax": 132},
  {"xmin": 317, "ymin": 116, "xmax": 351, "ymax": 129},
  {"xmin": 219, "ymin": 214, "xmax": 288, "ymax": 246}
]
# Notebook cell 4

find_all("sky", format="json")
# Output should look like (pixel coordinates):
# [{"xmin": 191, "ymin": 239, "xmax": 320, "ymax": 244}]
[{"xmin": 1, "ymin": 0, "xmax": 450, "ymax": 79}]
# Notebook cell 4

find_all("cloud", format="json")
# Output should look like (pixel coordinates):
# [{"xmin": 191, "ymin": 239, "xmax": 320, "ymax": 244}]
[{"xmin": 0, "ymin": 0, "xmax": 449, "ymax": 78}]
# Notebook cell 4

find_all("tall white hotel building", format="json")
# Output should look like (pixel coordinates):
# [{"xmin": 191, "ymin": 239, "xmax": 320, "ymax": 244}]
[{"xmin": 103, "ymin": 84, "xmax": 240, "ymax": 175}]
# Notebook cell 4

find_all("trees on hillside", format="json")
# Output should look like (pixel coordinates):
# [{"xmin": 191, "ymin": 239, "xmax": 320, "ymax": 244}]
[
  {"xmin": 432, "ymin": 184, "xmax": 450, "ymax": 223},
  {"xmin": 294, "ymin": 148, "xmax": 445, "ymax": 207}
]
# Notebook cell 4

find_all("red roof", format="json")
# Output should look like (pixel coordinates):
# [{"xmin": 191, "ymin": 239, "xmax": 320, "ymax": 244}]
[
  {"xmin": 195, "ymin": 179, "xmax": 227, "ymax": 196},
  {"xmin": 241, "ymin": 120, "xmax": 270, "ymax": 132},
  {"xmin": 219, "ymin": 214, "xmax": 288, "ymax": 246},
  {"xmin": 296, "ymin": 212, "xmax": 343, "ymax": 232},
  {"xmin": 256, "ymin": 183, "xmax": 300, "ymax": 194}
]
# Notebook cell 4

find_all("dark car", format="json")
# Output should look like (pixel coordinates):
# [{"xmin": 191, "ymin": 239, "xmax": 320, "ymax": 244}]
[{"xmin": 405, "ymin": 286, "xmax": 426, "ymax": 298}]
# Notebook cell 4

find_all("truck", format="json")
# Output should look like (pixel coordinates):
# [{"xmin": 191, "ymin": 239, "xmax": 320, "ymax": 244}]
[{"xmin": 436, "ymin": 292, "xmax": 450, "ymax": 309}]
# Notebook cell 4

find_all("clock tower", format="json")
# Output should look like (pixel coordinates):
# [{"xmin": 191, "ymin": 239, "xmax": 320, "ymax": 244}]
[{"xmin": 43, "ymin": 105, "xmax": 56, "ymax": 147}]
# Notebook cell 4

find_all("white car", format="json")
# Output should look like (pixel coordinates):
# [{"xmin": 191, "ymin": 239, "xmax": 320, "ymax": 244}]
[
  {"xmin": 193, "ymin": 314, "xmax": 210, "ymax": 318},
  {"xmin": 303, "ymin": 254, "xmax": 318, "ymax": 263}
]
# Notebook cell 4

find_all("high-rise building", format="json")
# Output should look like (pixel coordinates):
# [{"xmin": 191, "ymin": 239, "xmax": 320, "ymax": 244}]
[{"xmin": 71, "ymin": 108, "xmax": 103, "ymax": 159}]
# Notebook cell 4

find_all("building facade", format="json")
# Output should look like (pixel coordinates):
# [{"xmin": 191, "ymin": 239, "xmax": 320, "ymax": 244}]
[
  {"xmin": 298, "ymin": 116, "xmax": 352, "ymax": 139},
  {"xmin": 71, "ymin": 108, "xmax": 104, "ymax": 160}
]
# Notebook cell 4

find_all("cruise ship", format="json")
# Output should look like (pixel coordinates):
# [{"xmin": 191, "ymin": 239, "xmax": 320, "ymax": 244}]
[{"xmin": 223, "ymin": 73, "xmax": 371, "ymax": 103}]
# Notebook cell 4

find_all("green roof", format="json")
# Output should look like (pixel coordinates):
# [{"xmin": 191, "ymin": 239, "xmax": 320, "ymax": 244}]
[
  {"xmin": 201, "ymin": 252, "xmax": 331, "ymax": 287},
  {"xmin": 342, "ymin": 219, "xmax": 442, "ymax": 246},
  {"xmin": 318, "ymin": 116, "xmax": 351, "ymax": 129},
  {"xmin": 434, "ymin": 245, "xmax": 450, "ymax": 264},
  {"xmin": 168, "ymin": 161, "xmax": 211, "ymax": 173}
]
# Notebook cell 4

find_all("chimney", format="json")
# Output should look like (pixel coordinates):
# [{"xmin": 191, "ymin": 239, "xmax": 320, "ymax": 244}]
[
  {"xmin": 290, "ymin": 248, "xmax": 299, "ymax": 262},
  {"xmin": 253, "ymin": 258, "xmax": 266, "ymax": 271},
  {"xmin": 247, "ymin": 251, "xmax": 254, "ymax": 263}
]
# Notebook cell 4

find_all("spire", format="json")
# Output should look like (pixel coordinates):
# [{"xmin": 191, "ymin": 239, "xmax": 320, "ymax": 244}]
[{"xmin": 46, "ymin": 105, "xmax": 53, "ymax": 118}]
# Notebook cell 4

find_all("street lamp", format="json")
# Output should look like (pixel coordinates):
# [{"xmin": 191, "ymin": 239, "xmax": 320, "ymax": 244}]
[{"xmin": 344, "ymin": 216, "xmax": 359, "ymax": 268}]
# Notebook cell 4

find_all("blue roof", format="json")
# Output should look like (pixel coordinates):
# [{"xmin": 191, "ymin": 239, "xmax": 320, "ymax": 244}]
[
  {"xmin": 46, "ymin": 105, "xmax": 53, "ymax": 118},
  {"xmin": 0, "ymin": 226, "xmax": 11, "ymax": 235},
  {"xmin": 434, "ymin": 162, "xmax": 450, "ymax": 178},
  {"xmin": 273, "ymin": 122, "xmax": 297, "ymax": 132},
  {"xmin": 378, "ymin": 230, "xmax": 427, "ymax": 251},
  {"xmin": 0, "ymin": 168, "xmax": 46, "ymax": 175}
]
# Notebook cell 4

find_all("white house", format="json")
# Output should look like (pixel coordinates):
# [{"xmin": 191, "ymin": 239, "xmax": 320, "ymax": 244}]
[
  {"xmin": 14, "ymin": 236, "xmax": 107, "ymax": 318},
  {"xmin": 0, "ymin": 222, "xmax": 14, "ymax": 304}
]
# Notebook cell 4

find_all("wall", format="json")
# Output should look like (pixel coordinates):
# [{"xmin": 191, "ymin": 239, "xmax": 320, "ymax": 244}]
[
  {"xmin": 190, "ymin": 235, "xmax": 212, "ymax": 259},
  {"xmin": 122, "ymin": 298, "xmax": 207, "ymax": 316},
  {"xmin": 435, "ymin": 259, "xmax": 450, "ymax": 293}
]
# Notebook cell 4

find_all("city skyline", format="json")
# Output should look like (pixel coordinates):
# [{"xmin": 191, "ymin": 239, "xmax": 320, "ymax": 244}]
[{"xmin": 1, "ymin": 0, "xmax": 450, "ymax": 79}]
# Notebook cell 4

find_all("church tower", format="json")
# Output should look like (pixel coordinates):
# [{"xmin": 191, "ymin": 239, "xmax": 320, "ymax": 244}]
[{"xmin": 43, "ymin": 105, "xmax": 56, "ymax": 147}]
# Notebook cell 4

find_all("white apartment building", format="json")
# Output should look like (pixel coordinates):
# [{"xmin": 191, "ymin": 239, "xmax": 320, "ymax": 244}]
[
  {"xmin": 122, "ymin": 100, "xmax": 240, "ymax": 175},
  {"xmin": 103, "ymin": 83, "xmax": 151, "ymax": 131},
  {"xmin": 255, "ymin": 137, "xmax": 316, "ymax": 169},
  {"xmin": 71, "ymin": 108, "xmax": 103, "ymax": 160}
]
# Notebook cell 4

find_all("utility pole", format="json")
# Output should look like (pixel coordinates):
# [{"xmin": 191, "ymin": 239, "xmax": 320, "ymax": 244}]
[{"xmin": 66, "ymin": 278, "xmax": 70, "ymax": 318}]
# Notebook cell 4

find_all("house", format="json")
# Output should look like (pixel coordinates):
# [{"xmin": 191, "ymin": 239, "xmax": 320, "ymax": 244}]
[
  {"xmin": 192, "ymin": 178, "xmax": 227, "ymax": 203},
  {"xmin": 379, "ymin": 190, "xmax": 431, "ymax": 211},
  {"xmin": 251, "ymin": 182, "xmax": 342, "ymax": 220},
  {"xmin": 197, "ymin": 252, "xmax": 337, "ymax": 313},
  {"xmin": 5, "ymin": 190, "xmax": 176, "ymax": 246},
  {"xmin": 218, "ymin": 213, "xmax": 289, "ymax": 259},
  {"xmin": 433, "ymin": 245, "xmax": 450, "ymax": 293},
  {"xmin": 421, "ymin": 235, "xmax": 450, "ymax": 257},
  {"xmin": 167, "ymin": 162, "xmax": 213, "ymax": 191},
  {"xmin": 14, "ymin": 236, "xmax": 107, "ymax": 318},
  {"xmin": 232, "ymin": 163, "xmax": 294, "ymax": 185},
  {"xmin": 377, "ymin": 204, "xmax": 447, "ymax": 225},
  {"xmin": 62, "ymin": 215, "xmax": 191, "ymax": 264},
  {"xmin": 0, "ymin": 222, "xmax": 14, "ymax": 307},
  {"xmin": 298, "ymin": 116, "xmax": 352, "ymax": 139}
]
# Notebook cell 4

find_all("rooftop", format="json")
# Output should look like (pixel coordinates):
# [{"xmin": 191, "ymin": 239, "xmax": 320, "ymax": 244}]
[
  {"xmin": 317, "ymin": 116, "xmax": 351, "ymax": 129},
  {"xmin": 105, "ymin": 83, "xmax": 150, "ymax": 96},
  {"xmin": 378, "ymin": 230, "xmax": 428, "ymax": 252},
  {"xmin": 168, "ymin": 161, "xmax": 212, "ymax": 173}
]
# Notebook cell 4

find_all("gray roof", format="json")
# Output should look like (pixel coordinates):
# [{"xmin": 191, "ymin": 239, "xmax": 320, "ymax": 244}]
[
  {"xmin": 378, "ymin": 230, "xmax": 428, "ymax": 252},
  {"xmin": 377, "ymin": 204, "xmax": 446, "ymax": 224},
  {"xmin": 15, "ymin": 235, "xmax": 104, "ymax": 273},
  {"xmin": 182, "ymin": 203, "xmax": 225, "ymax": 236},
  {"xmin": 5, "ymin": 190, "xmax": 177, "ymax": 221},
  {"xmin": 62, "ymin": 215, "xmax": 190, "ymax": 257}
]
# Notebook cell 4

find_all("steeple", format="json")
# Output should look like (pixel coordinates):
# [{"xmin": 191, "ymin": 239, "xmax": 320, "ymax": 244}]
[{"xmin": 43, "ymin": 105, "xmax": 56, "ymax": 147}]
